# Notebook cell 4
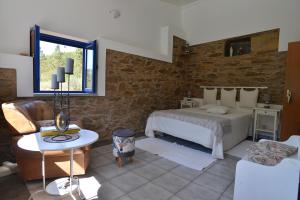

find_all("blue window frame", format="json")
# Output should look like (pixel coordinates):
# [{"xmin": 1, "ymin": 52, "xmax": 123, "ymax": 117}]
[{"xmin": 30, "ymin": 25, "xmax": 97, "ymax": 94}]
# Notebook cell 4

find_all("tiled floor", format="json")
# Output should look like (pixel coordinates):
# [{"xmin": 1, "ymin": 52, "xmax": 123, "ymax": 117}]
[{"xmin": 0, "ymin": 144, "xmax": 238, "ymax": 200}]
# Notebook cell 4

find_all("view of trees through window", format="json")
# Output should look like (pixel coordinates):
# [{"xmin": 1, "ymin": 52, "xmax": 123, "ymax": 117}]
[{"xmin": 40, "ymin": 41, "xmax": 83, "ymax": 91}]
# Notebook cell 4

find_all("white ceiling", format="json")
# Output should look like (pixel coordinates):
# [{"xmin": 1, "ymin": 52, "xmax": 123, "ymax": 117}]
[{"xmin": 160, "ymin": 0, "xmax": 199, "ymax": 6}]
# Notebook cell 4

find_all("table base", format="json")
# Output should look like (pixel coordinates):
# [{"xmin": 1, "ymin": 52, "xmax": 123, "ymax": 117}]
[{"xmin": 46, "ymin": 177, "xmax": 79, "ymax": 196}]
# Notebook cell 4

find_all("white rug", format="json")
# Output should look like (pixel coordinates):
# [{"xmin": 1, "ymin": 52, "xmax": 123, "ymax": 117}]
[
  {"xmin": 226, "ymin": 140, "xmax": 254, "ymax": 158},
  {"xmin": 135, "ymin": 138, "xmax": 216, "ymax": 171}
]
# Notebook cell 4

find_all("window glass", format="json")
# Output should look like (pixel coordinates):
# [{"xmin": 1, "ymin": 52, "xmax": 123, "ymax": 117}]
[
  {"xmin": 31, "ymin": 25, "xmax": 97, "ymax": 94},
  {"xmin": 86, "ymin": 49, "xmax": 94, "ymax": 89},
  {"xmin": 40, "ymin": 41, "xmax": 83, "ymax": 91}
]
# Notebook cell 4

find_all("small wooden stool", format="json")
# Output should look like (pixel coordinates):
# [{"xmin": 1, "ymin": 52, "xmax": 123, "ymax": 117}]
[{"xmin": 112, "ymin": 129, "xmax": 135, "ymax": 167}]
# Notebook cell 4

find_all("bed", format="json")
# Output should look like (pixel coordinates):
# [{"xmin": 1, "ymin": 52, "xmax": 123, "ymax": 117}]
[{"xmin": 145, "ymin": 107, "xmax": 252, "ymax": 159}]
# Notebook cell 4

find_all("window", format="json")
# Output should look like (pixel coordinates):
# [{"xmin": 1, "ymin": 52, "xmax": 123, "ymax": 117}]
[{"xmin": 30, "ymin": 25, "xmax": 97, "ymax": 93}]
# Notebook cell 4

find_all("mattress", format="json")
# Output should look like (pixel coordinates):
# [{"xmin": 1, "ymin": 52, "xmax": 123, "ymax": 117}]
[{"xmin": 145, "ymin": 107, "xmax": 253, "ymax": 159}]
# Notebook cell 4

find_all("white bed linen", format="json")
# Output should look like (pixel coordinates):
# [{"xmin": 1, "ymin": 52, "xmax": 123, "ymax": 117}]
[{"xmin": 145, "ymin": 108, "xmax": 252, "ymax": 159}]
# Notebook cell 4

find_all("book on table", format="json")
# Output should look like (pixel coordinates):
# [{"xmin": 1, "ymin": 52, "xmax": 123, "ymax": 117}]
[{"xmin": 40, "ymin": 124, "xmax": 81, "ymax": 137}]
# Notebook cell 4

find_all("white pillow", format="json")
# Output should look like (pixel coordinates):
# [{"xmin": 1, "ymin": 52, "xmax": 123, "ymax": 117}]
[
  {"xmin": 200, "ymin": 104, "xmax": 216, "ymax": 110},
  {"xmin": 206, "ymin": 105, "xmax": 229, "ymax": 115},
  {"xmin": 203, "ymin": 88, "xmax": 217, "ymax": 105},
  {"xmin": 220, "ymin": 89, "xmax": 237, "ymax": 108},
  {"xmin": 239, "ymin": 89, "xmax": 259, "ymax": 108}
]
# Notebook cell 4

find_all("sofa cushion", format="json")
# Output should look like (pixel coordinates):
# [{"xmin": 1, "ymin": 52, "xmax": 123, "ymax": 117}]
[{"xmin": 246, "ymin": 141, "xmax": 298, "ymax": 166}]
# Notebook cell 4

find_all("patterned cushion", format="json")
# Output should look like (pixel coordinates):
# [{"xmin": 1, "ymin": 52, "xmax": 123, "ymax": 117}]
[
  {"xmin": 113, "ymin": 135, "xmax": 135, "ymax": 157},
  {"xmin": 246, "ymin": 141, "xmax": 298, "ymax": 166}
]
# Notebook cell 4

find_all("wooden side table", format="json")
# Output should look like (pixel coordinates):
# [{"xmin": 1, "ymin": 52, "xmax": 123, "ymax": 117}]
[
  {"xmin": 253, "ymin": 107, "xmax": 281, "ymax": 141},
  {"xmin": 180, "ymin": 99, "xmax": 195, "ymax": 109}
]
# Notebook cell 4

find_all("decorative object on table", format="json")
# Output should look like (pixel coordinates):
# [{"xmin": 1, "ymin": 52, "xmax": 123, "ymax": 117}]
[
  {"xmin": 41, "ymin": 124, "xmax": 80, "ymax": 137},
  {"xmin": 229, "ymin": 46, "xmax": 233, "ymax": 57},
  {"xmin": 112, "ymin": 128, "xmax": 135, "ymax": 167},
  {"xmin": 50, "ymin": 58, "xmax": 77, "ymax": 142},
  {"xmin": 41, "ymin": 124, "xmax": 80, "ymax": 143},
  {"xmin": 182, "ymin": 42, "xmax": 193, "ymax": 55},
  {"xmin": 224, "ymin": 37, "xmax": 251, "ymax": 57},
  {"xmin": 187, "ymin": 90, "xmax": 192, "ymax": 101},
  {"xmin": 262, "ymin": 93, "xmax": 271, "ymax": 108}
]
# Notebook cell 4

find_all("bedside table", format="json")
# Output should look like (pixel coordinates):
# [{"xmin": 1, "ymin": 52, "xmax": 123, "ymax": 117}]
[
  {"xmin": 180, "ymin": 100, "xmax": 194, "ymax": 109},
  {"xmin": 253, "ymin": 107, "xmax": 281, "ymax": 141}
]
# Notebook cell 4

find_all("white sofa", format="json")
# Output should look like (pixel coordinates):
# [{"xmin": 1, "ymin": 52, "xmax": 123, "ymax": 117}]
[{"xmin": 234, "ymin": 135, "xmax": 300, "ymax": 200}]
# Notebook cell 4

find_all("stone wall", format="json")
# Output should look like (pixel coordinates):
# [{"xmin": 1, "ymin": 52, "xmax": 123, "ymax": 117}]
[
  {"xmin": 0, "ymin": 30, "xmax": 287, "ymax": 147},
  {"xmin": 184, "ymin": 29, "xmax": 287, "ymax": 104},
  {"xmin": 26, "ymin": 37, "xmax": 186, "ymax": 141},
  {"xmin": 0, "ymin": 68, "xmax": 17, "ymax": 162},
  {"xmin": 69, "ymin": 37, "xmax": 185, "ymax": 139}
]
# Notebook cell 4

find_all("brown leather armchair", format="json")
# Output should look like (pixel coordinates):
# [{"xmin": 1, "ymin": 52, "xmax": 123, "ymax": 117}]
[{"xmin": 2, "ymin": 100, "xmax": 91, "ymax": 181}]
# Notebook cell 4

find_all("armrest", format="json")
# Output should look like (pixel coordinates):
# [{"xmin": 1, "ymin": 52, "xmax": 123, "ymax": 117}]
[
  {"xmin": 2, "ymin": 103, "xmax": 37, "ymax": 135},
  {"xmin": 234, "ymin": 159, "xmax": 300, "ymax": 200},
  {"xmin": 259, "ymin": 135, "xmax": 300, "ymax": 147}
]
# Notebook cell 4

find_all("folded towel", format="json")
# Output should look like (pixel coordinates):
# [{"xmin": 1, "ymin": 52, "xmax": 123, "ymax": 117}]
[{"xmin": 40, "ymin": 124, "xmax": 80, "ymax": 137}]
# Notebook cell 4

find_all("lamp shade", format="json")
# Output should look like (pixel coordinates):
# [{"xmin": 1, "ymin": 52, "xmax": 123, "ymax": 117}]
[
  {"xmin": 65, "ymin": 58, "xmax": 74, "ymax": 74},
  {"xmin": 51, "ymin": 74, "xmax": 59, "ymax": 89},
  {"xmin": 57, "ymin": 67, "xmax": 65, "ymax": 82}
]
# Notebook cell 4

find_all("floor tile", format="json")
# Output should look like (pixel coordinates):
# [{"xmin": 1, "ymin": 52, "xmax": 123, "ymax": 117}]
[
  {"xmin": 94, "ymin": 145, "xmax": 113, "ymax": 154},
  {"xmin": 171, "ymin": 166, "xmax": 202, "ymax": 181},
  {"xmin": 90, "ymin": 154, "xmax": 115, "ymax": 168},
  {"xmin": 86, "ymin": 169, "xmax": 108, "ymax": 183},
  {"xmin": 3, "ymin": 145, "xmax": 241, "ymax": 200},
  {"xmin": 151, "ymin": 158, "xmax": 179, "ymax": 171},
  {"xmin": 135, "ymin": 148, "xmax": 146, "ymax": 154},
  {"xmin": 128, "ymin": 183, "xmax": 172, "ymax": 200},
  {"xmin": 216, "ymin": 158, "xmax": 238, "ymax": 169},
  {"xmin": 193, "ymin": 172, "xmax": 231, "ymax": 193},
  {"xmin": 98, "ymin": 182, "xmax": 125, "ymax": 200},
  {"xmin": 110, "ymin": 172, "xmax": 148, "ymax": 192},
  {"xmin": 206, "ymin": 164, "xmax": 235, "ymax": 181},
  {"xmin": 223, "ymin": 182, "xmax": 234, "ymax": 199},
  {"xmin": 152, "ymin": 173, "xmax": 189, "ymax": 193},
  {"xmin": 133, "ymin": 164, "xmax": 166, "ymax": 180},
  {"xmin": 219, "ymin": 195, "xmax": 232, "ymax": 200},
  {"xmin": 96, "ymin": 163, "xmax": 128, "ymax": 179},
  {"xmin": 91, "ymin": 149, "xmax": 101, "ymax": 158},
  {"xmin": 177, "ymin": 183, "xmax": 221, "ymax": 200},
  {"xmin": 135, "ymin": 152, "xmax": 160, "ymax": 162},
  {"xmin": 32, "ymin": 191, "xmax": 67, "ymax": 200},
  {"xmin": 117, "ymin": 195, "xmax": 134, "ymax": 200},
  {"xmin": 168, "ymin": 196, "xmax": 183, "ymax": 200},
  {"xmin": 123, "ymin": 158, "xmax": 147, "ymax": 170}
]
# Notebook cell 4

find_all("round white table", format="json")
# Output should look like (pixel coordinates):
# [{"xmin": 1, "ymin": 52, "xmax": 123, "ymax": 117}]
[{"xmin": 18, "ymin": 129, "xmax": 99, "ymax": 199}]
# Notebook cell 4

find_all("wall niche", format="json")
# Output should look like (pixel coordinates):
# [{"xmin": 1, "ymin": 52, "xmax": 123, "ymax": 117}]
[{"xmin": 224, "ymin": 37, "xmax": 251, "ymax": 57}]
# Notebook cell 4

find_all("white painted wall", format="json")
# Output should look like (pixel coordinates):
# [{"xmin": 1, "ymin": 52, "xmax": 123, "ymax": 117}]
[
  {"xmin": 182, "ymin": 0, "xmax": 300, "ymax": 51},
  {"xmin": 0, "ymin": 0, "xmax": 184, "ymax": 55},
  {"xmin": 0, "ymin": 53, "xmax": 33, "ymax": 97},
  {"xmin": 0, "ymin": 0, "xmax": 185, "ymax": 96},
  {"xmin": 2, "ymin": 0, "xmax": 300, "ymax": 96}
]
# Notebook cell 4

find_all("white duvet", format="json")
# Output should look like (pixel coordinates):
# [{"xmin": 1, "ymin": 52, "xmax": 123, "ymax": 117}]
[{"xmin": 145, "ymin": 107, "xmax": 252, "ymax": 159}]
